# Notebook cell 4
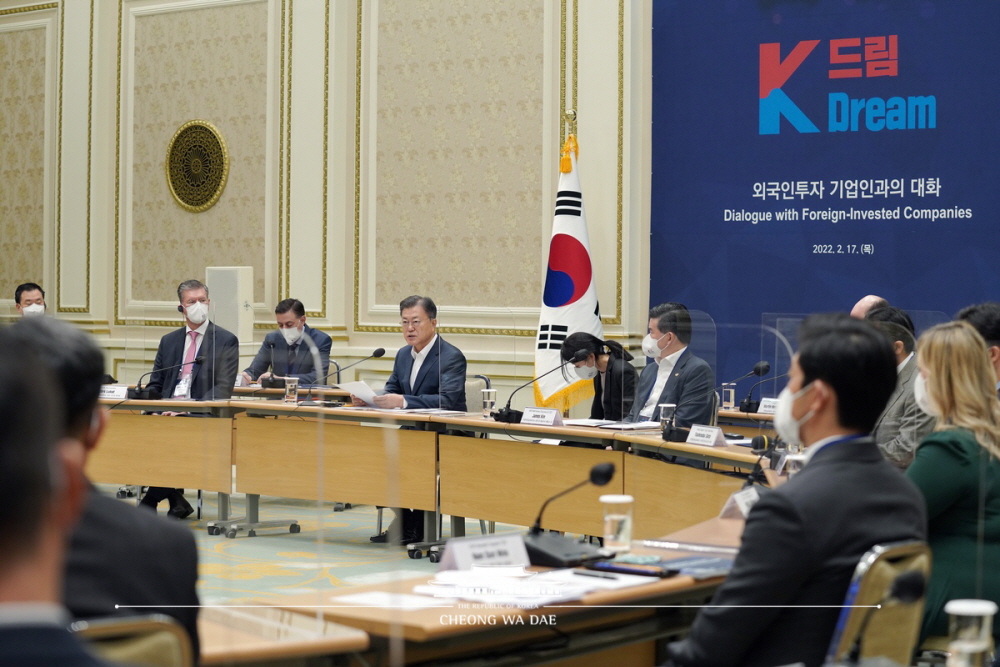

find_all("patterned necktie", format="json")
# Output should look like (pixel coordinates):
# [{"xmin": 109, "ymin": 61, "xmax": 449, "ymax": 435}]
[
  {"xmin": 287, "ymin": 344, "xmax": 298, "ymax": 375},
  {"xmin": 180, "ymin": 330, "xmax": 198, "ymax": 379}
]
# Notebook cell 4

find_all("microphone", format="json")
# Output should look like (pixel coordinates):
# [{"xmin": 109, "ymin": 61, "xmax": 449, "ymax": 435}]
[
  {"xmin": 523, "ymin": 462, "xmax": 616, "ymax": 567},
  {"xmin": 299, "ymin": 348, "xmax": 386, "ymax": 406},
  {"xmin": 740, "ymin": 372, "xmax": 789, "ymax": 413},
  {"xmin": 721, "ymin": 360, "xmax": 771, "ymax": 387},
  {"xmin": 744, "ymin": 435, "xmax": 782, "ymax": 488},
  {"xmin": 260, "ymin": 342, "xmax": 285, "ymax": 389},
  {"xmin": 843, "ymin": 570, "xmax": 926, "ymax": 664},
  {"xmin": 494, "ymin": 349, "xmax": 589, "ymax": 423},
  {"xmin": 128, "ymin": 356, "xmax": 205, "ymax": 400}
]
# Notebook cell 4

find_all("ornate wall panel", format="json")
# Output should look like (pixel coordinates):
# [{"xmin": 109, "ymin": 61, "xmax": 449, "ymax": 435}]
[
  {"xmin": 0, "ymin": 20, "xmax": 49, "ymax": 295},
  {"xmin": 128, "ymin": 0, "xmax": 268, "ymax": 304},
  {"xmin": 370, "ymin": 0, "xmax": 545, "ymax": 310}
]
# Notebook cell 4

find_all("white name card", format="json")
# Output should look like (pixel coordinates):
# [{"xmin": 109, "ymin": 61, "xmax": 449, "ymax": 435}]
[
  {"xmin": 99, "ymin": 385, "xmax": 129, "ymax": 400},
  {"xmin": 719, "ymin": 486, "xmax": 761, "ymax": 519},
  {"xmin": 686, "ymin": 424, "xmax": 727, "ymax": 447},
  {"xmin": 438, "ymin": 534, "xmax": 530, "ymax": 571},
  {"xmin": 520, "ymin": 407, "xmax": 563, "ymax": 426},
  {"xmin": 757, "ymin": 397, "xmax": 778, "ymax": 415}
]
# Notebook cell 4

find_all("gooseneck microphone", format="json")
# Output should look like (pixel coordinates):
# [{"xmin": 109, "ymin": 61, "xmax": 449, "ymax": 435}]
[
  {"xmin": 722, "ymin": 360, "xmax": 771, "ymax": 387},
  {"xmin": 740, "ymin": 372, "xmax": 789, "ymax": 413},
  {"xmin": 300, "ymin": 348, "xmax": 386, "ymax": 406},
  {"xmin": 843, "ymin": 569, "xmax": 926, "ymax": 664},
  {"xmin": 524, "ymin": 462, "xmax": 616, "ymax": 567},
  {"xmin": 261, "ymin": 342, "xmax": 285, "ymax": 389},
  {"xmin": 128, "ymin": 356, "xmax": 205, "ymax": 400},
  {"xmin": 494, "ymin": 349, "xmax": 589, "ymax": 423}
]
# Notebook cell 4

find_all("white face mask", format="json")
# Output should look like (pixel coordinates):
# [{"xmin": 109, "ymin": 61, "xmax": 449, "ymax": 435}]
[
  {"xmin": 913, "ymin": 373, "xmax": 939, "ymax": 417},
  {"xmin": 21, "ymin": 303, "xmax": 45, "ymax": 317},
  {"xmin": 575, "ymin": 363, "xmax": 598, "ymax": 381},
  {"xmin": 280, "ymin": 325, "xmax": 303, "ymax": 346},
  {"xmin": 774, "ymin": 382, "xmax": 815, "ymax": 452},
  {"xmin": 641, "ymin": 333, "xmax": 661, "ymax": 358},
  {"xmin": 185, "ymin": 301, "xmax": 209, "ymax": 325}
]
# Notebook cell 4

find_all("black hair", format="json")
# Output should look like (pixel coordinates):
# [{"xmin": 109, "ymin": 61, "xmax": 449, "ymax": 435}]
[
  {"xmin": 956, "ymin": 302, "xmax": 1000, "ymax": 347},
  {"xmin": 6, "ymin": 316, "xmax": 105, "ymax": 437},
  {"xmin": 560, "ymin": 332, "xmax": 633, "ymax": 364},
  {"xmin": 15, "ymin": 282, "xmax": 45, "ymax": 304},
  {"xmin": 653, "ymin": 307, "xmax": 693, "ymax": 345},
  {"xmin": 176, "ymin": 279, "xmax": 208, "ymax": 302},
  {"xmin": 399, "ymin": 295, "xmax": 437, "ymax": 320},
  {"xmin": 0, "ymin": 332, "xmax": 63, "ymax": 560},
  {"xmin": 275, "ymin": 298, "xmax": 305, "ymax": 318},
  {"xmin": 797, "ymin": 313, "xmax": 897, "ymax": 433},
  {"xmin": 648, "ymin": 302, "xmax": 687, "ymax": 320},
  {"xmin": 865, "ymin": 306, "xmax": 916, "ymax": 353}
]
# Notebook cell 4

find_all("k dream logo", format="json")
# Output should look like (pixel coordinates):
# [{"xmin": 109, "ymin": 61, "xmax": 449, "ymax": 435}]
[{"xmin": 759, "ymin": 36, "xmax": 936, "ymax": 135}]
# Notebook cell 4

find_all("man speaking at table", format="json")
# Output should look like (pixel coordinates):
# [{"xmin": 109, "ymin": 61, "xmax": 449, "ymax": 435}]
[
  {"xmin": 352, "ymin": 295, "xmax": 467, "ymax": 544},
  {"xmin": 240, "ymin": 298, "xmax": 331, "ymax": 385},
  {"xmin": 142, "ymin": 279, "xmax": 239, "ymax": 518},
  {"xmin": 664, "ymin": 314, "xmax": 926, "ymax": 667}
]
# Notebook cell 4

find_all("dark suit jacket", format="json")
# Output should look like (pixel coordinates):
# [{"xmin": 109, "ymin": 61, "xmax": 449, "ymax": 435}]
[
  {"xmin": 0, "ymin": 625, "xmax": 115, "ymax": 667},
  {"xmin": 64, "ymin": 485, "xmax": 201, "ymax": 656},
  {"xmin": 383, "ymin": 336, "xmax": 467, "ymax": 410},
  {"xmin": 667, "ymin": 437, "xmax": 927, "ymax": 667},
  {"xmin": 626, "ymin": 348, "xmax": 714, "ymax": 426},
  {"xmin": 243, "ymin": 325, "xmax": 332, "ymax": 384},
  {"xmin": 592, "ymin": 355, "xmax": 637, "ymax": 421},
  {"xmin": 872, "ymin": 356, "xmax": 935, "ymax": 468},
  {"xmin": 146, "ymin": 321, "xmax": 239, "ymax": 400}
]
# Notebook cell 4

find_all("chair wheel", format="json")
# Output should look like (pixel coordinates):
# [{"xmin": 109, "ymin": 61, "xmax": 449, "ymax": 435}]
[
  {"xmin": 248, "ymin": 529, "xmax": 256, "ymax": 538},
  {"xmin": 226, "ymin": 529, "xmax": 238, "ymax": 539},
  {"xmin": 206, "ymin": 526, "xmax": 220, "ymax": 536},
  {"xmin": 289, "ymin": 524, "xmax": 300, "ymax": 533},
  {"xmin": 408, "ymin": 549, "xmax": 422, "ymax": 559},
  {"xmin": 429, "ymin": 552, "xmax": 440, "ymax": 563}
]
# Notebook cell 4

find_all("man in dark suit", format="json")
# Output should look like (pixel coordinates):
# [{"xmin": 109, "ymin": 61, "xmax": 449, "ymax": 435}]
[
  {"xmin": 0, "ymin": 329, "xmax": 115, "ymax": 666},
  {"xmin": 353, "ymin": 295, "xmax": 467, "ymax": 544},
  {"xmin": 14, "ymin": 281, "xmax": 47, "ymax": 316},
  {"xmin": 241, "ymin": 298, "xmax": 332, "ymax": 386},
  {"xmin": 5, "ymin": 317, "xmax": 201, "ymax": 656},
  {"xmin": 665, "ymin": 314, "xmax": 927, "ymax": 667},
  {"xmin": 626, "ymin": 304, "xmax": 714, "ymax": 426},
  {"xmin": 142, "ymin": 278, "xmax": 239, "ymax": 518},
  {"xmin": 866, "ymin": 306, "xmax": 934, "ymax": 468},
  {"xmin": 956, "ymin": 301, "xmax": 1000, "ymax": 389}
]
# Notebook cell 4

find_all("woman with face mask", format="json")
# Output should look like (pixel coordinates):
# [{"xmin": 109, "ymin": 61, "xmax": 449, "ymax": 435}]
[
  {"xmin": 906, "ymin": 320, "xmax": 1000, "ymax": 645},
  {"xmin": 559, "ymin": 332, "xmax": 637, "ymax": 422}
]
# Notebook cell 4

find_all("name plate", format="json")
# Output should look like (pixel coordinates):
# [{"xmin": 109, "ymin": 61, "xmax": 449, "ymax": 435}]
[
  {"xmin": 686, "ymin": 424, "xmax": 726, "ymax": 447},
  {"xmin": 438, "ymin": 534, "xmax": 530, "ymax": 571},
  {"xmin": 757, "ymin": 397, "xmax": 778, "ymax": 415},
  {"xmin": 99, "ymin": 385, "xmax": 129, "ymax": 400},
  {"xmin": 719, "ymin": 486, "xmax": 761, "ymax": 519},
  {"xmin": 520, "ymin": 407, "xmax": 563, "ymax": 426}
]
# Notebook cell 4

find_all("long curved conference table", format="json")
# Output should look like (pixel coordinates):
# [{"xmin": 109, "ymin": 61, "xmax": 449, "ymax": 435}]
[{"xmin": 90, "ymin": 397, "xmax": 774, "ymax": 541}]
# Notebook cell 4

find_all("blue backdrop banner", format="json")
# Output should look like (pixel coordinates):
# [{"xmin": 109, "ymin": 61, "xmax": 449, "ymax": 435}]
[{"xmin": 651, "ymin": 0, "xmax": 1000, "ymax": 385}]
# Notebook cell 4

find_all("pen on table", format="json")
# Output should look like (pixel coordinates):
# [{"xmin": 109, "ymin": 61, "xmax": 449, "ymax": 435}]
[{"xmin": 573, "ymin": 569, "xmax": 618, "ymax": 580}]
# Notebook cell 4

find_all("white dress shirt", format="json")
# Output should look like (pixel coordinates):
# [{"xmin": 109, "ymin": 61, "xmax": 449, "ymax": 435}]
[{"xmin": 638, "ymin": 346, "xmax": 686, "ymax": 420}]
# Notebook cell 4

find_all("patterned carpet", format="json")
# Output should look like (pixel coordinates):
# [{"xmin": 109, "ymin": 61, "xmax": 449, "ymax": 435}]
[{"xmin": 97, "ymin": 487, "xmax": 519, "ymax": 606}]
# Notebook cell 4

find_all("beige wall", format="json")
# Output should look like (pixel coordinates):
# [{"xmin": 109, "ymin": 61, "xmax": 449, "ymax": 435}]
[{"xmin": 0, "ymin": 0, "xmax": 652, "ymax": 406}]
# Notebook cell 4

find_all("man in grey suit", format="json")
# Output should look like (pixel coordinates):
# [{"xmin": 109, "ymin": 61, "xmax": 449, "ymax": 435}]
[
  {"xmin": 867, "ymin": 306, "xmax": 935, "ymax": 468},
  {"xmin": 665, "ymin": 314, "xmax": 927, "ymax": 667},
  {"xmin": 626, "ymin": 304, "xmax": 714, "ymax": 426}
]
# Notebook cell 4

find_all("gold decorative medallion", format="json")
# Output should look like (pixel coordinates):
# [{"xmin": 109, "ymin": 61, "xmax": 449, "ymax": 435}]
[{"xmin": 165, "ymin": 120, "xmax": 229, "ymax": 212}]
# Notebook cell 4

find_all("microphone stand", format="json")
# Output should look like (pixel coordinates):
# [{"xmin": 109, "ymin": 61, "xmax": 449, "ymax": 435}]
[{"xmin": 494, "ymin": 350, "xmax": 588, "ymax": 423}]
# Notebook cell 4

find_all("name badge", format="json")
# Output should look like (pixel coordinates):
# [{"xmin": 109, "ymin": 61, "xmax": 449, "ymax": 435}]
[
  {"xmin": 686, "ymin": 424, "xmax": 726, "ymax": 447},
  {"xmin": 757, "ymin": 397, "xmax": 778, "ymax": 415},
  {"xmin": 99, "ymin": 385, "xmax": 128, "ymax": 400},
  {"xmin": 173, "ymin": 376, "xmax": 191, "ymax": 399},
  {"xmin": 520, "ymin": 407, "xmax": 563, "ymax": 426},
  {"xmin": 438, "ymin": 534, "xmax": 530, "ymax": 571}
]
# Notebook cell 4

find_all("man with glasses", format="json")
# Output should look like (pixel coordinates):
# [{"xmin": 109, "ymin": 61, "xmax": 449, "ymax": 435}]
[{"xmin": 354, "ymin": 295, "xmax": 467, "ymax": 544}]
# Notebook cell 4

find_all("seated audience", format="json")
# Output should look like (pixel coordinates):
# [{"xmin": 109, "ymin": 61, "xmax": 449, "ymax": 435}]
[
  {"xmin": 14, "ymin": 281, "xmax": 46, "ymax": 317},
  {"xmin": 627, "ymin": 304, "xmax": 714, "ymax": 426},
  {"xmin": 906, "ymin": 321, "xmax": 1000, "ymax": 644},
  {"xmin": 241, "ymin": 298, "xmax": 332, "ymax": 385},
  {"xmin": 665, "ymin": 314, "xmax": 926, "ymax": 667},
  {"xmin": 0, "ymin": 331, "xmax": 113, "ymax": 666},
  {"xmin": 5, "ymin": 317, "xmax": 201, "ymax": 655},
  {"xmin": 866, "ymin": 306, "xmax": 935, "ymax": 468},
  {"xmin": 560, "ymin": 332, "xmax": 637, "ymax": 421}
]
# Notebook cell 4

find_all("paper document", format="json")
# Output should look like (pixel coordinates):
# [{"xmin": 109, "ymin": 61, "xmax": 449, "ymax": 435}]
[
  {"xmin": 333, "ymin": 381, "xmax": 378, "ymax": 407},
  {"xmin": 597, "ymin": 421, "xmax": 662, "ymax": 430},
  {"xmin": 564, "ymin": 418, "xmax": 615, "ymax": 427}
]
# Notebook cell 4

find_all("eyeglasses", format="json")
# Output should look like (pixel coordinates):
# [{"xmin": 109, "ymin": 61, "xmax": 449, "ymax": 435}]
[{"xmin": 400, "ymin": 320, "xmax": 425, "ymax": 329}]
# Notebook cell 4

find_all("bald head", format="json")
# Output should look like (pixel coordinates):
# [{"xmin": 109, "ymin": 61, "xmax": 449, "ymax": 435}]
[{"xmin": 850, "ymin": 295, "xmax": 889, "ymax": 319}]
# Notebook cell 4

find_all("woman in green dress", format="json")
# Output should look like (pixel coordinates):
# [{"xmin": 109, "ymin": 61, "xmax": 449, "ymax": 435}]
[{"xmin": 906, "ymin": 320, "xmax": 1000, "ymax": 642}]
